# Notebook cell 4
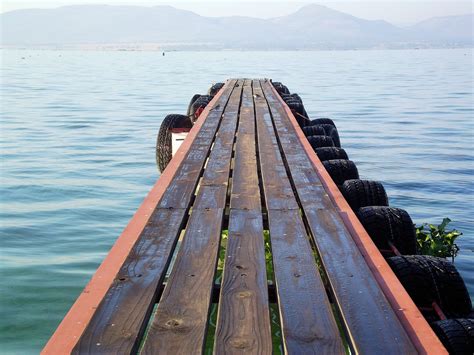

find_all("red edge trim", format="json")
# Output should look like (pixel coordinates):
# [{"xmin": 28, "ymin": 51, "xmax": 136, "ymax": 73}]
[
  {"xmin": 268, "ymin": 83, "xmax": 447, "ymax": 355},
  {"xmin": 41, "ymin": 81, "xmax": 231, "ymax": 355}
]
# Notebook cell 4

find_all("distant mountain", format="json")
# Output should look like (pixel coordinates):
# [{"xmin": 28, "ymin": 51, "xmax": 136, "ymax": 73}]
[
  {"xmin": 269, "ymin": 4, "xmax": 404, "ymax": 48},
  {"xmin": 407, "ymin": 14, "xmax": 474, "ymax": 44},
  {"xmin": 0, "ymin": 4, "xmax": 472, "ymax": 49}
]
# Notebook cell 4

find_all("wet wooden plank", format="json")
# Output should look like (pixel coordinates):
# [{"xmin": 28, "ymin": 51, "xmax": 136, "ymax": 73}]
[
  {"xmin": 261, "ymin": 80, "xmax": 417, "ymax": 354},
  {"xmin": 253, "ymin": 83, "xmax": 298, "ymax": 211},
  {"xmin": 141, "ymin": 80, "xmax": 244, "ymax": 354},
  {"xmin": 229, "ymin": 80, "xmax": 261, "ymax": 211},
  {"xmin": 73, "ymin": 80, "xmax": 237, "ymax": 355},
  {"xmin": 142, "ymin": 208, "xmax": 225, "ymax": 354},
  {"xmin": 215, "ymin": 209, "xmax": 271, "ymax": 354},
  {"xmin": 72, "ymin": 208, "xmax": 187, "ymax": 355},
  {"xmin": 253, "ymin": 80, "xmax": 345, "ymax": 354},
  {"xmin": 158, "ymin": 80, "xmax": 238, "ymax": 209},
  {"xmin": 214, "ymin": 80, "xmax": 272, "ymax": 354}
]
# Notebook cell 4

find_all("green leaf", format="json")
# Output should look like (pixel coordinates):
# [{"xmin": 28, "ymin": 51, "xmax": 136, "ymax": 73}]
[{"xmin": 415, "ymin": 218, "xmax": 463, "ymax": 260}]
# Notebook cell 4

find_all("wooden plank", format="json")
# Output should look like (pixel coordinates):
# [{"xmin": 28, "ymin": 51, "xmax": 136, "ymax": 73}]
[
  {"xmin": 141, "ymin": 80, "xmax": 244, "ymax": 354},
  {"xmin": 229, "ymin": 80, "xmax": 261, "ymax": 211},
  {"xmin": 73, "ymin": 208, "xmax": 186, "ymax": 354},
  {"xmin": 214, "ymin": 80, "xmax": 272, "ymax": 354},
  {"xmin": 253, "ymin": 80, "xmax": 345, "ymax": 354},
  {"xmin": 141, "ymin": 208, "xmax": 224, "ymax": 354},
  {"xmin": 261, "ymin": 80, "xmax": 417, "ymax": 354},
  {"xmin": 158, "ymin": 80, "xmax": 237, "ymax": 209},
  {"xmin": 214, "ymin": 209, "xmax": 271, "ymax": 354},
  {"xmin": 73, "ymin": 80, "xmax": 238, "ymax": 354}
]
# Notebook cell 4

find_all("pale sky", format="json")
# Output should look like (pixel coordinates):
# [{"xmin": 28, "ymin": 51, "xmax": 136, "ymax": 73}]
[{"xmin": 1, "ymin": 1, "xmax": 472, "ymax": 26}]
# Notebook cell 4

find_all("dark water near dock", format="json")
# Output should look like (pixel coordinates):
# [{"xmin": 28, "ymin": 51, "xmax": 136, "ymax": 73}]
[{"xmin": 1, "ymin": 48, "xmax": 473, "ymax": 353}]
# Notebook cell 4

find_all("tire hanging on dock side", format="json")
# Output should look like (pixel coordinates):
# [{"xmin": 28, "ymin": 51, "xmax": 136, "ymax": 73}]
[
  {"xmin": 314, "ymin": 124, "xmax": 341, "ymax": 147},
  {"xmin": 387, "ymin": 255, "xmax": 472, "ymax": 318},
  {"xmin": 431, "ymin": 319, "xmax": 473, "ymax": 355},
  {"xmin": 322, "ymin": 159, "xmax": 359, "ymax": 186},
  {"xmin": 156, "ymin": 114, "xmax": 193, "ymax": 173},
  {"xmin": 315, "ymin": 147, "xmax": 349, "ymax": 162},
  {"xmin": 356, "ymin": 206, "xmax": 417, "ymax": 255},
  {"xmin": 341, "ymin": 179, "xmax": 389, "ymax": 211},
  {"xmin": 208, "ymin": 83, "xmax": 224, "ymax": 96},
  {"xmin": 189, "ymin": 95, "xmax": 212, "ymax": 123},
  {"xmin": 310, "ymin": 118, "xmax": 337, "ymax": 129},
  {"xmin": 186, "ymin": 94, "xmax": 202, "ymax": 117},
  {"xmin": 307, "ymin": 135, "xmax": 335, "ymax": 149},
  {"xmin": 302, "ymin": 125, "xmax": 326, "ymax": 137}
]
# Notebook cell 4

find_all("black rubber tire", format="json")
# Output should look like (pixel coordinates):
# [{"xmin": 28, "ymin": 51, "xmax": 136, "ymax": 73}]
[
  {"xmin": 208, "ymin": 82, "xmax": 224, "ymax": 96},
  {"xmin": 302, "ymin": 125, "xmax": 326, "ymax": 137},
  {"xmin": 273, "ymin": 83, "xmax": 290, "ymax": 95},
  {"xmin": 316, "ymin": 124, "xmax": 341, "ymax": 147},
  {"xmin": 341, "ymin": 179, "xmax": 389, "ymax": 211},
  {"xmin": 186, "ymin": 94, "xmax": 202, "ymax": 116},
  {"xmin": 307, "ymin": 135, "xmax": 335, "ymax": 149},
  {"xmin": 431, "ymin": 319, "xmax": 473, "ymax": 354},
  {"xmin": 156, "ymin": 114, "xmax": 192, "ymax": 173},
  {"xmin": 387, "ymin": 256, "xmax": 472, "ymax": 317},
  {"xmin": 298, "ymin": 116, "xmax": 311, "ymax": 127},
  {"xmin": 315, "ymin": 147, "xmax": 349, "ymax": 162},
  {"xmin": 273, "ymin": 81, "xmax": 285, "ymax": 90},
  {"xmin": 322, "ymin": 159, "xmax": 359, "ymax": 186},
  {"xmin": 190, "ymin": 95, "xmax": 212, "ymax": 122},
  {"xmin": 310, "ymin": 118, "xmax": 336, "ymax": 129},
  {"xmin": 286, "ymin": 101, "xmax": 308, "ymax": 120},
  {"xmin": 357, "ymin": 206, "xmax": 417, "ymax": 254},
  {"xmin": 291, "ymin": 93, "xmax": 303, "ymax": 103},
  {"xmin": 282, "ymin": 93, "xmax": 302, "ymax": 103}
]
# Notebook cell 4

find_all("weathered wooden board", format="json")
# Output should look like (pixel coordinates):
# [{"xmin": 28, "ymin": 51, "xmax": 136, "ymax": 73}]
[
  {"xmin": 214, "ymin": 209, "xmax": 271, "ymax": 354},
  {"xmin": 158, "ymin": 80, "xmax": 238, "ymax": 209},
  {"xmin": 214, "ymin": 80, "xmax": 272, "ymax": 354},
  {"xmin": 141, "ymin": 80, "xmax": 244, "ymax": 354},
  {"xmin": 261, "ymin": 80, "xmax": 417, "ymax": 354},
  {"xmin": 73, "ymin": 81, "xmax": 238, "ymax": 354},
  {"xmin": 253, "ymin": 80, "xmax": 345, "ymax": 354}
]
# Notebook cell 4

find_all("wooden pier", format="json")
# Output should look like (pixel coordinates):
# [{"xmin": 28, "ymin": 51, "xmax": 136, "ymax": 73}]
[{"xmin": 43, "ymin": 79, "xmax": 446, "ymax": 354}]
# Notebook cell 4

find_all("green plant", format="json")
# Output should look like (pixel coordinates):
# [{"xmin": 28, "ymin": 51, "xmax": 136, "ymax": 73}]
[{"xmin": 415, "ymin": 218, "xmax": 462, "ymax": 262}]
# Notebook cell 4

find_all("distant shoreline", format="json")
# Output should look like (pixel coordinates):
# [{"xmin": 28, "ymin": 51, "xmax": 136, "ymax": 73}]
[{"xmin": 2, "ymin": 44, "xmax": 473, "ymax": 52}]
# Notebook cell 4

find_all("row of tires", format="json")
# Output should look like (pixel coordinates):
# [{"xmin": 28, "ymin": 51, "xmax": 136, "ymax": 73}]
[
  {"xmin": 155, "ymin": 83, "xmax": 225, "ymax": 172},
  {"xmin": 272, "ymin": 81, "xmax": 473, "ymax": 354}
]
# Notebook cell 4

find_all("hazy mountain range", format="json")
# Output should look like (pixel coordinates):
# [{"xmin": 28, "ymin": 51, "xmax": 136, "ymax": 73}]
[{"xmin": 1, "ymin": 4, "xmax": 472, "ymax": 50}]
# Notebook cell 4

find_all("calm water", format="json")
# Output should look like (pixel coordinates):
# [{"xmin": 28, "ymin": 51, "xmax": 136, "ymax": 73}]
[{"xmin": 1, "ymin": 49, "xmax": 473, "ymax": 353}]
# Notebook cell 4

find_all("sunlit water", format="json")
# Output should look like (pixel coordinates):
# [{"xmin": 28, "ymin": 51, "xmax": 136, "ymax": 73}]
[{"xmin": 1, "ymin": 49, "xmax": 473, "ymax": 353}]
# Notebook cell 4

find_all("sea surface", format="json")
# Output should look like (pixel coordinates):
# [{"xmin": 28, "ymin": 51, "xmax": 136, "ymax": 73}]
[{"xmin": 1, "ymin": 48, "xmax": 473, "ymax": 353}]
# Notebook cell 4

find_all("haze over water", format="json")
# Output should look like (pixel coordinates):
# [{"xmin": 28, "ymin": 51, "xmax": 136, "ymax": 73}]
[{"xmin": 1, "ymin": 48, "xmax": 473, "ymax": 353}]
